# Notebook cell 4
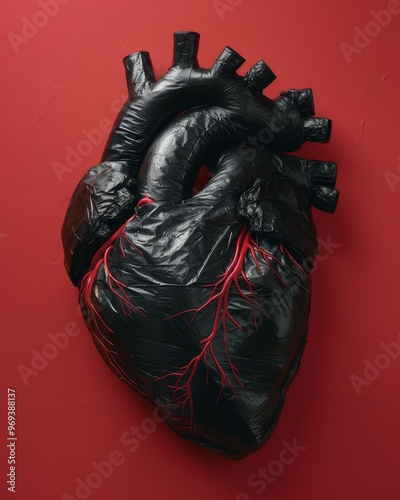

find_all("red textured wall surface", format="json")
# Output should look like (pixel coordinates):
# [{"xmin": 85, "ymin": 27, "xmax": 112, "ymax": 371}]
[{"xmin": 1, "ymin": 1, "xmax": 400, "ymax": 499}]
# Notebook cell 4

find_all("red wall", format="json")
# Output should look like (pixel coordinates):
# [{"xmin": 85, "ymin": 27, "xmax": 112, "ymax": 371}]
[{"xmin": 2, "ymin": 1, "xmax": 400, "ymax": 499}]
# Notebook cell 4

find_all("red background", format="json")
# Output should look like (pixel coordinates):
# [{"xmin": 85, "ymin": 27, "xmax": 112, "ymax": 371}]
[{"xmin": 1, "ymin": 1, "xmax": 400, "ymax": 499}]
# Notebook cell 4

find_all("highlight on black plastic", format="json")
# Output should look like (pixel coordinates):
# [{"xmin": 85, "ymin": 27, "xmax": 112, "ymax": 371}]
[{"xmin": 61, "ymin": 31, "xmax": 339, "ymax": 459}]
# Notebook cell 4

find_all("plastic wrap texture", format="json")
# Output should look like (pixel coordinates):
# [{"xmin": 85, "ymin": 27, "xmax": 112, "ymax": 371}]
[{"xmin": 61, "ymin": 32, "xmax": 338, "ymax": 459}]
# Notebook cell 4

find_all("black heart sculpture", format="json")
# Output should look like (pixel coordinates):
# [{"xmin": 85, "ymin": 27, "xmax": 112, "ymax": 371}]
[{"xmin": 62, "ymin": 32, "xmax": 338, "ymax": 459}]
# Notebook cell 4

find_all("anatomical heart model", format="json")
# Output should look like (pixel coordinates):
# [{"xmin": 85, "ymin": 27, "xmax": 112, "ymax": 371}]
[{"xmin": 62, "ymin": 32, "xmax": 338, "ymax": 459}]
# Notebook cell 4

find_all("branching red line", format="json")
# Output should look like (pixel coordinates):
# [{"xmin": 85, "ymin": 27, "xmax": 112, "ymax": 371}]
[
  {"xmin": 79, "ymin": 199, "xmax": 301, "ymax": 436},
  {"xmin": 156, "ymin": 225, "xmax": 286, "ymax": 435},
  {"xmin": 79, "ymin": 197, "xmax": 154, "ymax": 397},
  {"xmin": 284, "ymin": 246, "xmax": 307, "ymax": 274}
]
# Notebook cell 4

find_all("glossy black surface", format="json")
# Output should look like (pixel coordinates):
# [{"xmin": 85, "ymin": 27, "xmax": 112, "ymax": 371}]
[{"xmin": 62, "ymin": 32, "xmax": 338, "ymax": 458}]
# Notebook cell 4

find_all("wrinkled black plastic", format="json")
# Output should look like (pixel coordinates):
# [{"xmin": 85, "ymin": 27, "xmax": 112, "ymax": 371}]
[{"xmin": 61, "ymin": 32, "xmax": 338, "ymax": 459}]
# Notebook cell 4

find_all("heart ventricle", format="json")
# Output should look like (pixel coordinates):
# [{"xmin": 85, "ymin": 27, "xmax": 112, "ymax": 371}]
[
  {"xmin": 79, "ymin": 192, "xmax": 311, "ymax": 459},
  {"xmin": 62, "ymin": 33, "xmax": 337, "ymax": 459}
]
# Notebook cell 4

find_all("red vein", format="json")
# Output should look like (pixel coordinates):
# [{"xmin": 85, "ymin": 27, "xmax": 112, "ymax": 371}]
[{"xmin": 155, "ymin": 225, "xmax": 286, "ymax": 435}]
